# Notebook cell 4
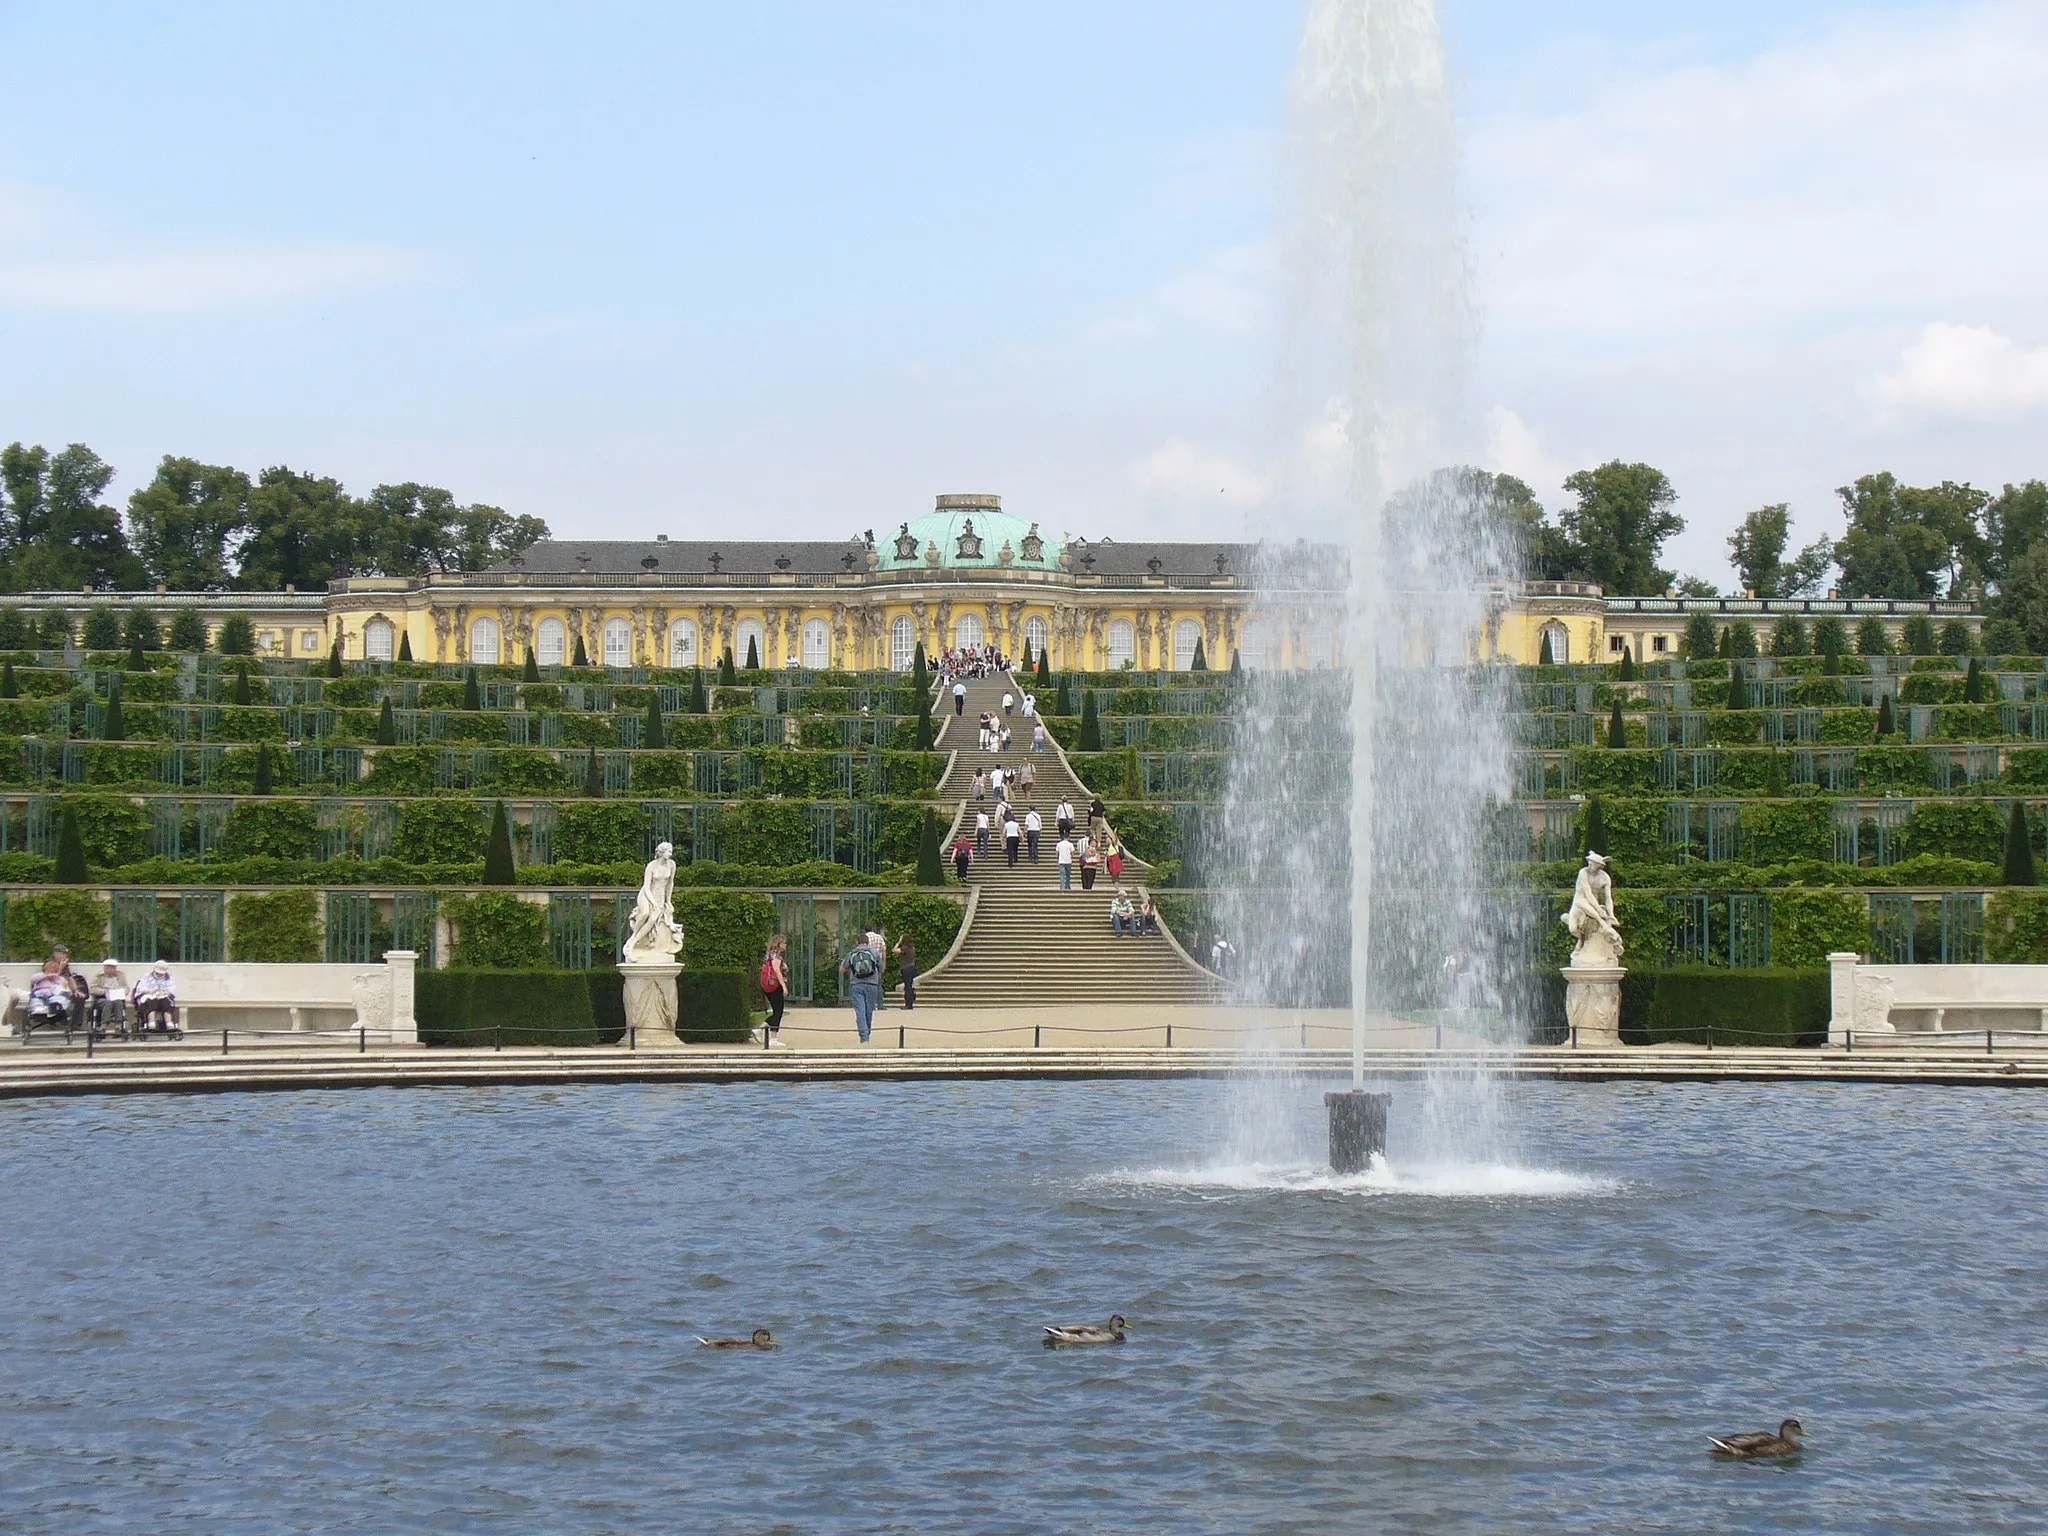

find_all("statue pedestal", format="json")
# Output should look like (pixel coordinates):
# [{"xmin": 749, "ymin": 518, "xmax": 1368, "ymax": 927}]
[
  {"xmin": 618, "ymin": 960, "xmax": 683, "ymax": 1049},
  {"xmin": 1562, "ymin": 964, "xmax": 1625, "ymax": 1047}
]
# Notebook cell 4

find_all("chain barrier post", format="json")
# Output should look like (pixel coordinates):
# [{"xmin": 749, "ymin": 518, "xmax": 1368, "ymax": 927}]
[
  {"xmin": 222, "ymin": 1029, "xmax": 229, "ymax": 1055},
  {"xmin": 494, "ymin": 1024, "xmax": 502, "ymax": 1052},
  {"xmin": 898, "ymin": 1022, "xmax": 905, "ymax": 1049},
  {"xmin": 359, "ymin": 1027, "xmax": 366, "ymax": 1054},
  {"xmin": 1033, "ymin": 1023, "xmax": 1041, "ymax": 1048},
  {"xmin": 630, "ymin": 1026, "xmax": 637, "ymax": 1051}
]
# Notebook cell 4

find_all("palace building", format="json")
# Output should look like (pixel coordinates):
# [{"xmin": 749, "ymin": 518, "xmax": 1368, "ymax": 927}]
[{"xmin": 0, "ymin": 493, "xmax": 1980, "ymax": 669}]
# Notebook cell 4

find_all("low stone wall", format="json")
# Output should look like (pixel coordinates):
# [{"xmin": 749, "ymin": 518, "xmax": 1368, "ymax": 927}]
[{"xmin": 1828, "ymin": 953, "xmax": 2048, "ymax": 1044}]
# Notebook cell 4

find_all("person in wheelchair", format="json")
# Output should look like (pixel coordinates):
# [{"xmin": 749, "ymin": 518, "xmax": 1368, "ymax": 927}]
[
  {"xmin": 91, "ymin": 958, "xmax": 132, "ymax": 1038},
  {"xmin": 25, "ymin": 958, "xmax": 80, "ymax": 1037},
  {"xmin": 131, "ymin": 962, "xmax": 181, "ymax": 1036}
]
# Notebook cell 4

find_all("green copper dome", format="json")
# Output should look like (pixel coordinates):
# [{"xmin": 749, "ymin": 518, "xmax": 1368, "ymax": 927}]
[{"xmin": 877, "ymin": 496, "xmax": 1055, "ymax": 572}]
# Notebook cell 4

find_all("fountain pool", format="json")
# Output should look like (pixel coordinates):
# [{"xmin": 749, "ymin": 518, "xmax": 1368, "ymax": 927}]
[{"xmin": 4, "ymin": 1079, "xmax": 2043, "ymax": 1532}]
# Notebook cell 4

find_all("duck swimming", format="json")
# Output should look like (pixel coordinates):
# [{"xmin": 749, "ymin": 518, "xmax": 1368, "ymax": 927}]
[
  {"xmin": 1709, "ymin": 1419, "xmax": 1806, "ymax": 1458},
  {"xmin": 1043, "ymin": 1315, "xmax": 1127, "ymax": 1347},
  {"xmin": 697, "ymin": 1329, "xmax": 776, "ymax": 1350}
]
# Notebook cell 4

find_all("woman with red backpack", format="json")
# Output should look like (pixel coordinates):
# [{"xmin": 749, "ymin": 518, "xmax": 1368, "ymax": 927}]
[{"xmin": 759, "ymin": 935, "xmax": 790, "ymax": 1047}]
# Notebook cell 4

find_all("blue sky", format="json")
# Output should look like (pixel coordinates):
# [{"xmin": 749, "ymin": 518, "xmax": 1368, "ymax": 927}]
[{"xmin": 1, "ymin": 0, "xmax": 2040, "ymax": 585}]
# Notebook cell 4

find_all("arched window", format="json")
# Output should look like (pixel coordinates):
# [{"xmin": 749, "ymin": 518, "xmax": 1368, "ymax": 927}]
[
  {"xmin": 468, "ymin": 616, "xmax": 501, "ymax": 664},
  {"xmin": 601, "ymin": 617, "xmax": 631, "ymax": 668},
  {"xmin": 536, "ymin": 617, "xmax": 567, "ymax": 666},
  {"xmin": 668, "ymin": 618, "xmax": 698, "ymax": 668},
  {"xmin": 890, "ymin": 615, "xmax": 916, "ymax": 672},
  {"xmin": 735, "ymin": 619, "xmax": 765, "ymax": 669},
  {"xmin": 363, "ymin": 617, "xmax": 394, "ymax": 662},
  {"xmin": 1024, "ymin": 615, "xmax": 1048, "ymax": 664},
  {"xmin": 1540, "ymin": 623, "xmax": 1569, "ymax": 664},
  {"xmin": 1107, "ymin": 618, "xmax": 1136, "ymax": 669},
  {"xmin": 801, "ymin": 618, "xmax": 831, "ymax": 670},
  {"xmin": 1173, "ymin": 618, "xmax": 1202, "ymax": 670},
  {"xmin": 954, "ymin": 612, "xmax": 984, "ymax": 650},
  {"xmin": 1237, "ymin": 621, "xmax": 1269, "ymax": 671}
]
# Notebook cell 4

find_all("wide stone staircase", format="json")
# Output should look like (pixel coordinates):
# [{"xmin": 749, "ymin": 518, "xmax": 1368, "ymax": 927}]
[{"xmin": 902, "ymin": 669, "xmax": 1221, "ymax": 1009}]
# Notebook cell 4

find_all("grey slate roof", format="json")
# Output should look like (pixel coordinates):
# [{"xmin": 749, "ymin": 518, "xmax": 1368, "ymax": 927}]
[
  {"xmin": 499, "ymin": 540, "xmax": 870, "ymax": 576},
  {"xmin": 1061, "ymin": 540, "xmax": 1258, "ymax": 578}
]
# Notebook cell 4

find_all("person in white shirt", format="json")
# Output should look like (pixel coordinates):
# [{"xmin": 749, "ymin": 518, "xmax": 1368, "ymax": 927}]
[
  {"xmin": 952, "ymin": 680, "xmax": 967, "ymax": 715},
  {"xmin": 975, "ymin": 807, "xmax": 990, "ymax": 857},
  {"xmin": 1056, "ymin": 799, "xmax": 1075, "ymax": 838},
  {"xmin": 132, "ymin": 961, "xmax": 180, "ymax": 1033},
  {"xmin": 1002, "ymin": 690, "xmax": 1014, "ymax": 716},
  {"xmin": 1055, "ymin": 835, "xmax": 1076, "ymax": 890},
  {"xmin": 989, "ymin": 765, "xmax": 1005, "ymax": 804},
  {"xmin": 1021, "ymin": 693, "xmax": 1036, "ymax": 718},
  {"xmin": 1003, "ymin": 813, "xmax": 1021, "ymax": 867},
  {"xmin": 1024, "ymin": 806, "xmax": 1043, "ymax": 862},
  {"xmin": 1032, "ymin": 721, "xmax": 1047, "ymax": 753}
]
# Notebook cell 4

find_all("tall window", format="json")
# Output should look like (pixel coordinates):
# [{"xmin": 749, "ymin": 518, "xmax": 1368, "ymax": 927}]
[
  {"xmin": 468, "ymin": 616, "xmax": 500, "ymax": 664},
  {"xmin": 802, "ymin": 618, "xmax": 830, "ymax": 670},
  {"xmin": 363, "ymin": 617, "xmax": 394, "ymax": 661},
  {"xmin": 1237, "ymin": 621, "xmax": 1268, "ymax": 671},
  {"xmin": 954, "ymin": 613, "xmax": 984, "ymax": 650},
  {"xmin": 735, "ymin": 619, "xmax": 765, "ymax": 669},
  {"xmin": 1107, "ymin": 618, "xmax": 1136, "ymax": 669},
  {"xmin": 1304, "ymin": 621, "xmax": 1335, "ymax": 669},
  {"xmin": 1024, "ymin": 615, "xmax": 1048, "ymax": 664},
  {"xmin": 890, "ymin": 615, "xmax": 916, "ymax": 672},
  {"xmin": 669, "ymin": 618, "xmax": 698, "ymax": 668},
  {"xmin": 1540, "ymin": 623, "xmax": 1569, "ymax": 663},
  {"xmin": 602, "ymin": 617, "xmax": 631, "ymax": 668},
  {"xmin": 536, "ymin": 617, "xmax": 566, "ymax": 666},
  {"xmin": 1173, "ymin": 618, "xmax": 1201, "ymax": 670}
]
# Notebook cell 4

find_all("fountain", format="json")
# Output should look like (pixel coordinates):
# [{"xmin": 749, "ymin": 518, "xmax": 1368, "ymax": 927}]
[{"xmin": 1219, "ymin": 0, "xmax": 1528, "ymax": 1171}]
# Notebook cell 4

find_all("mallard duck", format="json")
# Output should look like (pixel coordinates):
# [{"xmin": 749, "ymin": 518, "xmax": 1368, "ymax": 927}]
[
  {"xmin": 1709, "ymin": 1419, "xmax": 1805, "ymax": 1458},
  {"xmin": 1043, "ymin": 1315, "xmax": 1127, "ymax": 1347},
  {"xmin": 697, "ymin": 1328, "xmax": 776, "ymax": 1350}
]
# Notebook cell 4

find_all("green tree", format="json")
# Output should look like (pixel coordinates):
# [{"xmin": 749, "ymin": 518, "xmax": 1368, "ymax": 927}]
[
  {"xmin": 215, "ymin": 614, "xmax": 256, "ymax": 656},
  {"xmin": 523, "ymin": 646, "xmax": 540, "ymax": 683},
  {"xmin": 1939, "ymin": 619, "xmax": 1975, "ymax": 656},
  {"xmin": 1607, "ymin": 699, "xmax": 1626, "ymax": 748},
  {"xmin": 0, "ymin": 607, "xmax": 23, "ymax": 649},
  {"xmin": 462, "ymin": 668, "xmax": 481, "ymax": 711},
  {"xmin": 1078, "ymin": 689, "xmax": 1102, "ymax": 752},
  {"xmin": 168, "ymin": 608, "xmax": 208, "ymax": 651},
  {"xmin": 687, "ymin": 667, "xmax": 707, "ymax": 713},
  {"xmin": 1556, "ymin": 462, "xmax": 1683, "ymax": 595},
  {"xmin": 1964, "ymin": 657, "xmax": 1985, "ymax": 703},
  {"xmin": 102, "ymin": 673, "xmax": 125, "ymax": 740},
  {"xmin": 1768, "ymin": 617, "xmax": 1809, "ymax": 657},
  {"xmin": 1765, "ymin": 750, "xmax": 1787, "ymax": 797},
  {"xmin": 252, "ymin": 741, "xmax": 274, "ymax": 796},
  {"xmin": 1811, "ymin": 615, "xmax": 1850, "ymax": 658},
  {"xmin": 1726, "ymin": 666, "xmax": 1750, "ymax": 710},
  {"xmin": 1987, "ymin": 480, "xmax": 2048, "ymax": 585},
  {"xmin": 1724, "ymin": 621, "xmax": 1758, "ymax": 659},
  {"xmin": 1901, "ymin": 615, "xmax": 1937, "ymax": 656},
  {"xmin": 584, "ymin": 748, "xmax": 604, "ymax": 798},
  {"xmin": 573, "ymin": 633, "xmax": 590, "ymax": 668},
  {"xmin": 1833, "ymin": 473, "xmax": 1987, "ymax": 598},
  {"xmin": 125, "ymin": 456, "xmax": 253, "ymax": 589},
  {"xmin": 1728, "ymin": 503, "xmax": 1831, "ymax": 596},
  {"xmin": 0, "ymin": 442, "xmax": 146, "ymax": 590},
  {"xmin": 1984, "ymin": 617, "xmax": 2027, "ymax": 656},
  {"xmin": 743, "ymin": 634, "xmax": 760, "ymax": 670},
  {"xmin": 1190, "ymin": 635, "xmax": 1208, "ymax": 671},
  {"xmin": 326, "ymin": 640, "xmax": 344, "ymax": 678},
  {"xmin": 82, "ymin": 606, "xmax": 122, "ymax": 649},
  {"xmin": 1487, "ymin": 470, "xmax": 1573, "ymax": 581},
  {"xmin": 231, "ymin": 666, "xmax": 253, "ymax": 706},
  {"xmin": 36, "ymin": 609, "xmax": 70, "ymax": 648},
  {"xmin": 123, "ymin": 607, "xmax": 161, "ymax": 651},
  {"xmin": 0, "ymin": 661, "xmax": 15, "ymax": 698},
  {"xmin": 1538, "ymin": 630, "xmax": 1555, "ymax": 665},
  {"xmin": 398, "ymin": 631, "xmax": 413, "ymax": 662},
  {"xmin": 717, "ymin": 648, "xmax": 736, "ymax": 687},
  {"xmin": 1581, "ymin": 796, "xmax": 1607, "ymax": 857},
  {"xmin": 237, "ymin": 466, "xmax": 356, "ymax": 589},
  {"xmin": 644, "ymin": 692, "xmax": 666, "ymax": 749},
  {"xmin": 1875, "ymin": 692, "xmax": 1896, "ymax": 738},
  {"xmin": 1683, "ymin": 612, "xmax": 1717, "ymax": 660},
  {"xmin": 483, "ymin": 802, "xmax": 517, "ymax": 885},
  {"xmin": 2003, "ymin": 802, "xmax": 2037, "ymax": 887},
  {"xmin": 376, "ymin": 696, "xmax": 398, "ymax": 746},
  {"xmin": 1856, "ymin": 616, "xmax": 1892, "ymax": 656},
  {"xmin": 916, "ymin": 809, "xmax": 945, "ymax": 886},
  {"xmin": 1615, "ymin": 646, "xmax": 1635, "ymax": 681},
  {"xmin": 55, "ymin": 806, "xmax": 88, "ymax": 882},
  {"xmin": 2000, "ymin": 543, "xmax": 2048, "ymax": 653}
]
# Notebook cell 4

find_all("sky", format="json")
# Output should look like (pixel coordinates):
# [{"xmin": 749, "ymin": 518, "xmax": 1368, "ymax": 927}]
[{"xmin": 0, "ymin": 0, "xmax": 2041, "ymax": 587}]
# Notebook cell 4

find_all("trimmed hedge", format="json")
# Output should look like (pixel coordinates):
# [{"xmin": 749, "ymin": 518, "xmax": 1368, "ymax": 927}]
[
  {"xmin": 417, "ymin": 969, "xmax": 598, "ymax": 1046},
  {"xmin": 446, "ymin": 891, "xmax": 552, "ymax": 968},
  {"xmin": 679, "ymin": 969, "xmax": 752, "ymax": 1042},
  {"xmin": 227, "ymin": 889, "xmax": 320, "ymax": 961},
  {"xmin": 1631, "ymin": 967, "xmax": 1830, "ymax": 1047}
]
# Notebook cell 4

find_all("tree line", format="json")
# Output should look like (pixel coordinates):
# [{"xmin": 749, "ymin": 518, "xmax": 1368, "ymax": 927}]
[
  {"xmin": 0, "ymin": 442, "xmax": 550, "ymax": 593},
  {"xmin": 1501, "ymin": 462, "xmax": 2048, "ymax": 648}
]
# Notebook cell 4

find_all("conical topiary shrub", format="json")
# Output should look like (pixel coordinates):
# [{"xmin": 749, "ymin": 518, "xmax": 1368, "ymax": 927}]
[
  {"xmin": 744, "ymin": 635, "xmax": 760, "ymax": 671},
  {"xmin": 253, "ymin": 741, "xmax": 274, "ymax": 796},
  {"xmin": 688, "ymin": 667, "xmax": 708, "ymax": 713},
  {"xmin": 1727, "ymin": 666, "xmax": 1750, "ymax": 711},
  {"xmin": 1877, "ymin": 693, "xmax": 1897, "ymax": 737},
  {"xmin": 572, "ymin": 633, "xmax": 589, "ymax": 668},
  {"xmin": 483, "ymin": 801, "xmax": 517, "ymax": 885},
  {"xmin": 1607, "ymin": 700, "xmax": 1626, "ymax": 749},
  {"xmin": 915, "ymin": 700, "xmax": 934, "ymax": 751},
  {"xmin": 2003, "ymin": 801, "xmax": 2037, "ymax": 887},
  {"xmin": 1038, "ymin": 648, "xmax": 1052, "ymax": 685},
  {"xmin": 1079, "ymin": 689, "xmax": 1102, "ymax": 752},
  {"xmin": 463, "ymin": 668, "xmax": 481, "ymax": 711},
  {"xmin": 912, "ymin": 641, "xmax": 928, "ymax": 692},
  {"xmin": 1055, "ymin": 675, "xmax": 1072, "ymax": 716},
  {"xmin": 1122, "ymin": 745, "xmax": 1142, "ymax": 799},
  {"xmin": 718, "ymin": 648, "xmax": 737, "ymax": 688},
  {"xmin": 1581, "ymin": 796, "xmax": 1608, "ymax": 858},
  {"xmin": 1190, "ymin": 636, "xmax": 1208, "ymax": 672},
  {"xmin": 584, "ymin": 748, "xmax": 604, "ymax": 798},
  {"xmin": 0, "ymin": 661, "xmax": 16, "ymax": 698},
  {"xmin": 398, "ymin": 631, "xmax": 413, "ymax": 662},
  {"xmin": 326, "ymin": 640, "xmax": 344, "ymax": 677},
  {"xmin": 103, "ymin": 673, "xmax": 125, "ymax": 741},
  {"xmin": 126, "ymin": 635, "xmax": 146, "ymax": 672},
  {"xmin": 55, "ymin": 806, "xmax": 87, "ymax": 883},
  {"xmin": 232, "ymin": 666, "xmax": 253, "ymax": 707},
  {"xmin": 1539, "ymin": 631, "xmax": 1555, "ymax": 666},
  {"xmin": 1964, "ymin": 657, "xmax": 1985, "ymax": 703},
  {"xmin": 1229, "ymin": 648, "xmax": 1241, "ymax": 676},
  {"xmin": 916, "ymin": 809, "xmax": 945, "ymax": 886},
  {"xmin": 523, "ymin": 647, "xmax": 540, "ymax": 683},
  {"xmin": 644, "ymin": 693, "xmax": 666, "ymax": 749},
  {"xmin": 1766, "ymin": 750, "xmax": 1787, "ymax": 797},
  {"xmin": 376, "ymin": 696, "xmax": 397, "ymax": 746},
  {"xmin": 1617, "ymin": 646, "xmax": 1635, "ymax": 682}
]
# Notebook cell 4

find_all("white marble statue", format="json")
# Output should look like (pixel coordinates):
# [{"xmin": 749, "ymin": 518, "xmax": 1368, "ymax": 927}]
[
  {"xmin": 622, "ymin": 841, "xmax": 685, "ymax": 962},
  {"xmin": 1561, "ymin": 851, "xmax": 1625, "ymax": 969}
]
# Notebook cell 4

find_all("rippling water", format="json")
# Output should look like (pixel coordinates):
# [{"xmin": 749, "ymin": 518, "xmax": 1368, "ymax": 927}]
[{"xmin": 4, "ymin": 1079, "xmax": 2044, "ymax": 1532}]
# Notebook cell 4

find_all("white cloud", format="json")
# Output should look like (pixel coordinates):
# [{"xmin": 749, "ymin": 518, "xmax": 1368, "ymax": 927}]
[
  {"xmin": 1129, "ymin": 437, "xmax": 1268, "ymax": 505},
  {"xmin": 1082, "ymin": 241, "xmax": 1275, "ymax": 345},
  {"xmin": 0, "ymin": 184, "xmax": 422, "ymax": 312},
  {"xmin": 1871, "ymin": 323, "xmax": 2048, "ymax": 420},
  {"xmin": 1481, "ymin": 407, "xmax": 1567, "ymax": 503}
]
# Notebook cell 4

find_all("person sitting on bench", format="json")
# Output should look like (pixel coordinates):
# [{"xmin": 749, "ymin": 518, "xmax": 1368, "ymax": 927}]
[
  {"xmin": 91, "ymin": 958, "xmax": 131, "ymax": 1037},
  {"xmin": 25, "ymin": 959, "xmax": 77, "ymax": 1034},
  {"xmin": 131, "ymin": 962, "xmax": 180, "ymax": 1034}
]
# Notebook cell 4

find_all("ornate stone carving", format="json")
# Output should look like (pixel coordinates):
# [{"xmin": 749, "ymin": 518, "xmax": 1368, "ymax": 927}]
[
  {"xmin": 431, "ymin": 607, "xmax": 452, "ymax": 663},
  {"xmin": 453, "ymin": 604, "xmax": 469, "ymax": 662}
]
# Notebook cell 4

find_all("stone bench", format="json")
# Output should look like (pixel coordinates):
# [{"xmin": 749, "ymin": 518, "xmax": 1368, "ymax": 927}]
[
  {"xmin": 1828, "ymin": 954, "xmax": 2048, "ymax": 1044},
  {"xmin": 5, "ymin": 954, "xmax": 419, "ymax": 1044}
]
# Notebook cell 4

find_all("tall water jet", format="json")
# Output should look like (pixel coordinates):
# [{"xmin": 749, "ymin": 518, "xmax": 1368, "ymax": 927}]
[{"xmin": 1216, "ymin": 0, "xmax": 1529, "ymax": 1169}]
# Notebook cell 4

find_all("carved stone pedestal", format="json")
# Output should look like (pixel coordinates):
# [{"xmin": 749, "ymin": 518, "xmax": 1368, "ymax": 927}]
[
  {"xmin": 618, "ymin": 961, "xmax": 683, "ymax": 1049},
  {"xmin": 1562, "ymin": 964, "xmax": 1625, "ymax": 1048}
]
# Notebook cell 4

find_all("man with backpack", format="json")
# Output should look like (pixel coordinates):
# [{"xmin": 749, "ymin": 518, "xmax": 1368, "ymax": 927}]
[{"xmin": 839, "ymin": 930, "xmax": 886, "ymax": 1043}]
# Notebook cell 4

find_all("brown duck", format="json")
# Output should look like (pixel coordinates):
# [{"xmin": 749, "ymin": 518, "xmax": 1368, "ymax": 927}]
[
  {"xmin": 1043, "ymin": 1315, "xmax": 1127, "ymax": 1347},
  {"xmin": 697, "ymin": 1329, "xmax": 776, "ymax": 1350},
  {"xmin": 1709, "ymin": 1419, "xmax": 1806, "ymax": 1458}
]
